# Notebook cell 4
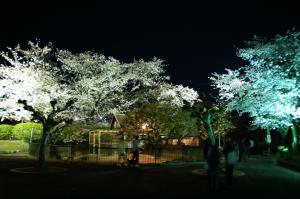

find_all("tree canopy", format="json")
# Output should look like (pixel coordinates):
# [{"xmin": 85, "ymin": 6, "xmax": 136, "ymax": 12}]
[
  {"xmin": 122, "ymin": 103, "xmax": 197, "ymax": 144},
  {"xmin": 210, "ymin": 30, "xmax": 300, "ymax": 131},
  {"xmin": 0, "ymin": 41, "xmax": 199, "ymax": 167},
  {"xmin": 0, "ymin": 41, "xmax": 199, "ymax": 123}
]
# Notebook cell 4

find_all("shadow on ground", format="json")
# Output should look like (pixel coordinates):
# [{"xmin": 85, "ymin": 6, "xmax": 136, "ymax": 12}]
[{"xmin": 1, "ymin": 155, "xmax": 300, "ymax": 199}]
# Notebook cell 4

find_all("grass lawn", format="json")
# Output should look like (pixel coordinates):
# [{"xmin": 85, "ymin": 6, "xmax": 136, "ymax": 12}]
[{"xmin": 0, "ymin": 140, "xmax": 29, "ymax": 154}]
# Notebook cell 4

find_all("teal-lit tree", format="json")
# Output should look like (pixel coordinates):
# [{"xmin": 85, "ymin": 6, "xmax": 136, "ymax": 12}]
[
  {"xmin": 185, "ymin": 93, "xmax": 235, "ymax": 147},
  {"xmin": 210, "ymin": 30, "xmax": 300, "ymax": 150},
  {"xmin": 196, "ymin": 105, "xmax": 234, "ymax": 147},
  {"xmin": 0, "ymin": 41, "xmax": 198, "ymax": 168}
]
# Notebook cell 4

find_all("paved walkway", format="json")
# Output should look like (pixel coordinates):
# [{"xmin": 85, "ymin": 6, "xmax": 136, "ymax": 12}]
[{"xmin": 0, "ymin": 155, "xmax": 300, "ymax": 199}]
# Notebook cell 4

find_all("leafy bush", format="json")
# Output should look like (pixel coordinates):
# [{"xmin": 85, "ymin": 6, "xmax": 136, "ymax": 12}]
[
  {"xmin": 0, "ymin": 125, "xmax": 14, "ymax": 140},
  {"xmin": 12, "ymin": 122, "xmax": 43, "ymax": 142},
  {"xmin": 60, "ymin": 124, "xmax": 89, "ymax": 143},
  {"xmin": 51, "ymin": 123, "xmax": 96, "ymax": 144}
]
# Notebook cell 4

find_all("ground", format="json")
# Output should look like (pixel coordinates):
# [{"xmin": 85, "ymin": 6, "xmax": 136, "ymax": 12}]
[{"xmin": 0, "ymin": 155, "xmax": 300, "ymax": 199}]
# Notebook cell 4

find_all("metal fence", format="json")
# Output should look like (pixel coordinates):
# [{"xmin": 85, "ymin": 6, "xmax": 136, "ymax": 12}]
[{"xmin": 29, "ymin": 143, "xmax": 204, "ymax": 165}]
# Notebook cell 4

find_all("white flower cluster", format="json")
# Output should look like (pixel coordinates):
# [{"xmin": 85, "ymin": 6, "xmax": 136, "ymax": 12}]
[
  {"xmin": 0, "ymin": 41, "xmax": 199, "ymax": 122},
  {"xmin": 210, "ymin": 31, "xmax": 300, "ymax": 130}
]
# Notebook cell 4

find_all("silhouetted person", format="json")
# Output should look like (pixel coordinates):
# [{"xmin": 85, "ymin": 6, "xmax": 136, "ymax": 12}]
[
  {"xmin": 238, "ymin": 138, "xmax": 246, "ymax": 161},
  {"xmin": 203, "ymin": 138, "xmax": 210, "ymax": 160},
  {"xmin": 117, "ymin": 135, "xmax": 126, "ymax": 166},
  {"xmin": 131, "ymin": 135, "xmax": 140, "ymax": 165},
  {"xmin": 245, "ymin": 138, "xmax": 251, "ymax": 158},
  {"xmin": 207, "ymin": 144, "xmax": 220, "ymax": 192},
  {"xmin": 224, "ymin": 138, "xmax": 236, "ymax": 186}
]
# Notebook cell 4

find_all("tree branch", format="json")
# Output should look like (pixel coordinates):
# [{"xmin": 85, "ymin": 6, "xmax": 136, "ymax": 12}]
[{"xmin": 18, "ymin": 100, "xmax": 45, "ymax": 121}]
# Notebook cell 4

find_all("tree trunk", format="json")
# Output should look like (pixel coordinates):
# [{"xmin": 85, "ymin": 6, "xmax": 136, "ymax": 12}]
[
  {"xmin": 177, "ymin": 139, "xmax": 182, "ymax": 145},
  {"xmin": 204, "ymin": 112, "xmax": 216, "ymax": 146},
  {"xmin": 291, "ymin": 123, "xmax": 298, "ymax": 151},
  {"xmin": 265, "ymin": 128, "xmax": 271, "ymax": 154},
  {"xmin": 38, "ymin": 124, "xmax": 50, "ymax": 169}
]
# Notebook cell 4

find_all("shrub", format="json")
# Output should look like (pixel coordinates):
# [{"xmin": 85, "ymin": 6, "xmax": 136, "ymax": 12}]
[
  {"xmin": 12, "ymin": 122, "xmax": 43, "ymax": 142},
  {"xmin": 0, "ymin": 125, "xmax": 14, "ymax": 140},
  {"xmin": 59, "ymin": 124, "xmax": 89, "ymax": 144},
  {"xmin": 50, "ymin": 123, "xmax": 93, "ymax": 144}
]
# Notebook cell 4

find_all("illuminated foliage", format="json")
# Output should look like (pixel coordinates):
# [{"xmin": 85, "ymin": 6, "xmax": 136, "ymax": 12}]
[
  {"xmin": 210, "ymin": 30, "xmax": 300, "ymax": 148},
  {"xmin": 0, "ymin": 42, "xmax": 198, "ymax": 122},
  {"xmin": 122, "ymin": 103, "xmax": 197, "ymax": 144},
  {"xmin": 197, "ymin": 105, "xmax": 234, "ymax": 144},
  {"xmin": 0, "ymin": 41, "xmax": 198, "ymax": 167},
  {"xmin": 0, "ymin": 124, "xmax": 14, "ymax": 139},
  {"xmin": 11, "ymin": 122, "xmax": 43, "ymax": 142},
  {"xmin": 208, "ymin": 108, "xmax": 235, "ymax": 137},
  {"xmin": 167, "ymin": 109, "xmax": 198, "ymax": 144}
]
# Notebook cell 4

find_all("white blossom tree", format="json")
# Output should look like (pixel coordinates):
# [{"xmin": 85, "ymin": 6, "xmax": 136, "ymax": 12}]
[
  {"xmin": 210, "ymin": 30, "xmax": 300, "ymax": 150},
  {"xmin": 0, "ymin": 41, "xmax": 199, "ymax": 168}
]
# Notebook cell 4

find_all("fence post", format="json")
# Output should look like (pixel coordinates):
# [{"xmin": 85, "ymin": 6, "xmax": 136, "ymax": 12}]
[{"xmin": 30, "ymin": 128, "xmax": 34, "ymax": 144}]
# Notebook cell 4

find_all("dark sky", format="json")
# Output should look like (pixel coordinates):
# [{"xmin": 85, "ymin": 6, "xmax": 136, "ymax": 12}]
[{"xmin": 1, "ymin": 0, "xmax": 300, "ymax": 92}]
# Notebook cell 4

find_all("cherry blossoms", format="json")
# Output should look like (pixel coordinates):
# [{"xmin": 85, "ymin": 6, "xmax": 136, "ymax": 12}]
[
  {"xmin": 0, "ymin": 41, "xmax": 198, "ymax": 122},
  {"xmin": 210, "ymin": 31, "xmax": 300, "ymax": 131}
]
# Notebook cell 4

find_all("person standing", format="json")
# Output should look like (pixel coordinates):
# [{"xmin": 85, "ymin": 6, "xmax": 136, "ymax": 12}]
[
  {"xmin": 203, "ymin": 138, "xmax": 210, "ymax": 160},
  {"xmin": 245, "ymin": 138, "xmax": 251, "ymax": 158},
  {"xmin": 224, "ymin": 138, "xmax": 236, "ymax": 186},
  {"xmin": 238, "ymin": 138, "xmax": 246, "ymax": 161},
  {"xmin": 249, "ymin": 139, "xmax": 254, "ymax": 157},
  {"xmin": 117, "ymin": 135, "xmax": 126, "ymax": 166},
  {"xmin": 207, "ymin": 144, "xmax": 220, "ymax": 192},
  {"xmin": 131, "ymin": 135, "xmax": 140, "ymax": 165}
]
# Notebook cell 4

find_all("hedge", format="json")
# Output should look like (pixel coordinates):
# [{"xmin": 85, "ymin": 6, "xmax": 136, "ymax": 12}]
[
  {"xmin": 0, "ymin": 124, "xmax": 14, "ymax": 140},
  {"xmin": 11, "ymin": 122, "xmax": 43, "ymax": 142}
]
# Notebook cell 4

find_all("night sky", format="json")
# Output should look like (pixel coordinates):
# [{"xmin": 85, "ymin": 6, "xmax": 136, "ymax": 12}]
[{"xmin": 1, "ymin": 0, "xmax": 300, "ymax": 92}]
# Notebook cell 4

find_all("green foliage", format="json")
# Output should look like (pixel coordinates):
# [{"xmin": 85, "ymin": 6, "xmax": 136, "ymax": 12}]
[
  {"xmin": 123, "ymin": 103, "xmax": 178, "ymax": 138},
  {"xmin": 11, "ymin": 122, "xmax": 43, "ymax": 142},
  {"xmin": 211, "ymin": 108, "xmax": 235, "ymax": 135},
  {"xmin": 50, "ymin": 123, "xmax": 102, "ymax": 144},
  {"xmin": 0, "ymin": 124, "xmax": 14, "ymax": 139},
  {"xmin": 123, "ymin": 103, "xmax": 197, "ymax": 144},
  {"xmin": 210, "ymin": 30, "xmax": 300, "ymax": 130},
  {"xmin": 188, "ymin": 100, "xmax": 235, "ymax": 140},
  {"xmin": 167, "ymin": 110, "xmax": 198, "ymax": 141},
  {"xmin": 278, "ymin": 145, "xmax": 289, "ymax": 157},
  {"xmin": 59, "ymin": 124, "xmax": 88, "ymax": 144}
]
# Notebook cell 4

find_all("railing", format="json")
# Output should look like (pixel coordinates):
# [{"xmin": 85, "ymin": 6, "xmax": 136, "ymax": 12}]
[{"xmin": 29, "ymin": 143, "xmax": 204, "ymax": 165}]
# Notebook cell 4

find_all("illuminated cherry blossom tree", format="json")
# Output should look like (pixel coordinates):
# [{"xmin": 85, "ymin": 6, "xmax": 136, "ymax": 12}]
[
  {"xmin": 0, "ymin": 41, "xmax": 198, "ymax": 167},
  {"xmin": 210, "ymin": 30, "xmax": 300, "ymax": 150}
]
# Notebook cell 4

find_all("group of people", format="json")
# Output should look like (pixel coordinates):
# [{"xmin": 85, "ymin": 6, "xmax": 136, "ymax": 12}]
[
  {"xmin": 204, "ymin": 137, "xmax": 254, "ymax": 191},
  {"xmin": 117, "ymin": 135, "xmax": 140, "ymax": 166},
  {"xmin": 117, "ymin": 134, "xmax": 253, "ymax": 190},
  {"xmin": 238, "ymin": 138, "xmax": 254, "ymax": 161}
]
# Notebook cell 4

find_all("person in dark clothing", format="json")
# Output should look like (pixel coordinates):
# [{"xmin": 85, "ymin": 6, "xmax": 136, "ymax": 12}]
[
  {"xmin": 207, "ymin": 144, "xmax": 220, "ymax": 192},
  {"xmin": 224, "ymin": 138, "xmax": 236, "ymax": 186},
  {"xmin": 244, "ymin": 138, "xmax": 251, "ymax": 158},
  {"xmin": 131, "ymin": 135, "xmax": 140, "ymax": 165},
  {"xmin": 203, "ymin": 138, "xmax": 210, "ymax": 160},
  {"xmin": 238, "ymin": 138, "xmax": 246, "ymax": 161}
]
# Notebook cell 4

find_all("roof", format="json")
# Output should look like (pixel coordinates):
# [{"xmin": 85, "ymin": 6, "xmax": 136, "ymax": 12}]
[{"xmin": 114, "ymin": 114, "xmax": 126, "ymax": 128}]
